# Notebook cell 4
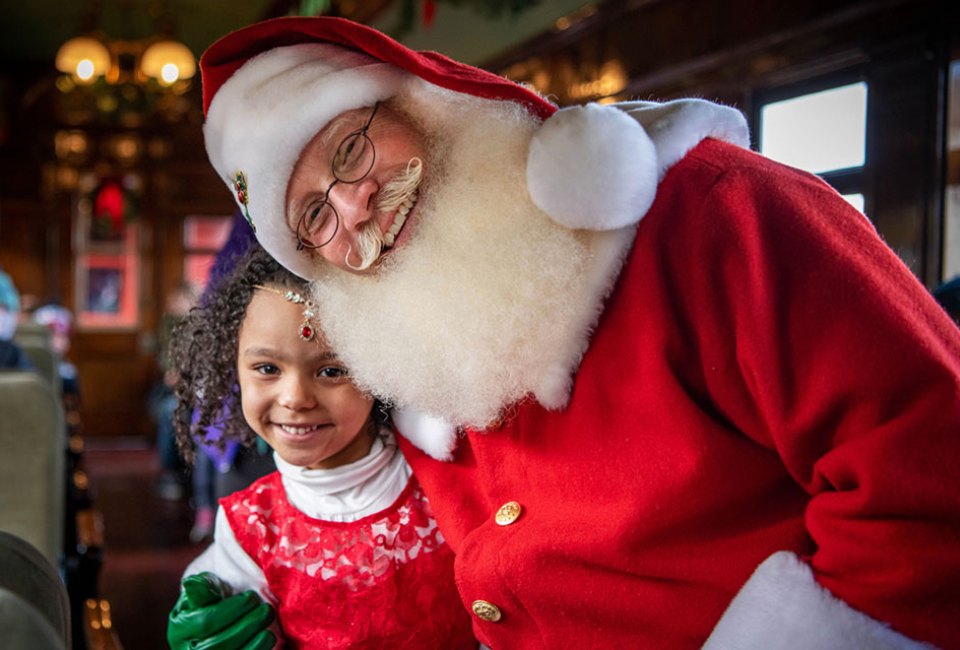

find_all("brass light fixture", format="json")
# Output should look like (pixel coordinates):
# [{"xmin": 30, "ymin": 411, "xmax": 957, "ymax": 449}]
[
  {"xmin": 53, "ymin": 1, "xmax": 196, "ymax": 126},
  {"xmin": 55, "ymin": 35, "xmax": 196, "ymax": 87}
]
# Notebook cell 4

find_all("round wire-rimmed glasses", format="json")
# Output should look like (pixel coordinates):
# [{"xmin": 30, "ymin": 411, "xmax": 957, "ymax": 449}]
[{"xmin": 295, "ymin": 102, "xmax": 380, "ymax": 251}]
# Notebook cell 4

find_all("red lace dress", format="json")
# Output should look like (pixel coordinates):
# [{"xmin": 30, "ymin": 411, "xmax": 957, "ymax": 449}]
[{"xmin": 222, "ymin": 472, "xmax": 475, "ymax": 649}]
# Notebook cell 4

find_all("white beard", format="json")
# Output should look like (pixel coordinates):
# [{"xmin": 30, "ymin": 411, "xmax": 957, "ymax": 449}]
[{"xmin": 310, "ymin": 88, "xmax": 619, "ymax": 428}]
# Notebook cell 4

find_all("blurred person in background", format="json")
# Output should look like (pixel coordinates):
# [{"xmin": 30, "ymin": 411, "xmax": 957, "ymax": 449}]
[
  {"xmin": 32, "ymin": 302, "xmax": 80, "ymax": 406},
  {"xmin": 150, "ymin": 282, "xmax": 199, "ymax": 501},
  {"xmin": 0, "ymin": 268, "xmax": 33, "ymax": 371}
]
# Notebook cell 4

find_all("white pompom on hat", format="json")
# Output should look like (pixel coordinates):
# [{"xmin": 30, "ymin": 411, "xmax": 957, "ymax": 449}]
[
  {"xmin": 200, "ymin": 17, "xmax": 718, "ymax": 277},
  {"xmin": 527, "ymin": 104, "xmax": 658, "ymax": 231}
]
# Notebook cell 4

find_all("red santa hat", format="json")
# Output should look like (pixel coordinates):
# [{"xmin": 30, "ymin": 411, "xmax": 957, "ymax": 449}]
[{"xmin": 201, "ymin": 16, "xmax": 660, "ymax": 277}]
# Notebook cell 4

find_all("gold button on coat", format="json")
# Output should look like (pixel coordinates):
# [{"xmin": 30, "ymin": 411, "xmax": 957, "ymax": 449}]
[
  {"xmin": 471, "ymin": 599, "xmax": 502, "ymax": 622},
  {"xmin": 495, "ymin": 501, "xmax": 522, "ymax": 526}
]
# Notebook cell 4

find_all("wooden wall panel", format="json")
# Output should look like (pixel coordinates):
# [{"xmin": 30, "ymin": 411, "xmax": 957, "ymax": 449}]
[{"xmin": 0, "ymin": 69, "xmax": 234, "ymax": 441}]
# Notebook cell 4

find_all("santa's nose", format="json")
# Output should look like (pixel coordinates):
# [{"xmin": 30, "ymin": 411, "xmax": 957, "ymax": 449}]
[{"xmin": 330, "ymin": 177, "xmax": 378, "ymax": 233}]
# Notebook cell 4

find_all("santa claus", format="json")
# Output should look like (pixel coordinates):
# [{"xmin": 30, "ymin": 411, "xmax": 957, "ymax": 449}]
[{"xmin": 176, "ymin": 15, "xmax": 960, "ymax": 649}]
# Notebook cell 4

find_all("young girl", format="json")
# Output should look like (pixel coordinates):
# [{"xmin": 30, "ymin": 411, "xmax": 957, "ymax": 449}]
[{"xmin": 166, "ymin": 245, "xmax": 475, "ymax": 649}]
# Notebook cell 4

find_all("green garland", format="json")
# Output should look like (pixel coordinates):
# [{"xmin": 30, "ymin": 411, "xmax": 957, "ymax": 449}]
[
  {"xmin": 390, "ymin": 0, "xmax": 541, "ymax": 37},
  {"xmin": 294, "ymin": 0, "xmax": 541, "ymax": 38},
  {"xmin": 87, "ymin": 177, "xmax": 141, "ymax": 240}
]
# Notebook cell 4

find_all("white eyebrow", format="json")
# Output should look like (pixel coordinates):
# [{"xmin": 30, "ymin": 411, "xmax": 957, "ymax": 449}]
[{"xmin": 319, "ymin": 109, "xmax": 367, "ymax": 151}]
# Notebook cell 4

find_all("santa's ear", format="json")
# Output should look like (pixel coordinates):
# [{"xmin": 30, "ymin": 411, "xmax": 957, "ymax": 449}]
[{"xmin": 526, "ymin": 104, "xmax": 658, "ymax": 231}]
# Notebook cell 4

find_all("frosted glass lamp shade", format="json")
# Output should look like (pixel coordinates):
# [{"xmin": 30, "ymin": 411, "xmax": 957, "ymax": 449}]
[
  {"xmin": 55, "ymin": 36, "xmax": 111, "ymax": 82},
  {"xmin": 140, "ymin": 40, "xmax": 196, "ymax": 85}
]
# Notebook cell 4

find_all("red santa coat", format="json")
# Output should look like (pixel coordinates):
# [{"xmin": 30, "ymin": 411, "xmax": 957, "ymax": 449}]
[{"xmin": 398, "ymin": 138, "xmax": 960, "ymax": 649}]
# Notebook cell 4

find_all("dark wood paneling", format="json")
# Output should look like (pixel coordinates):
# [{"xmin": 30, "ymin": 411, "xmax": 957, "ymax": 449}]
[
  {"xmin": 0, "ymin": 67, "xmax": 232, "ymax": 439},
  {"xmin": 867, "ymin": 33, "xmax": 943, "ymax": 279},
  {"xmin": 72, "ymin": 333, "xmax": 154, "ymax": 439}
]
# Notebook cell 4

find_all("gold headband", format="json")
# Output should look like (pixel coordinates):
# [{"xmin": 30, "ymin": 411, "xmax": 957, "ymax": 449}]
[{"xmin": 252, "ymin": 284, "xmax": 317, "ymax": 342}]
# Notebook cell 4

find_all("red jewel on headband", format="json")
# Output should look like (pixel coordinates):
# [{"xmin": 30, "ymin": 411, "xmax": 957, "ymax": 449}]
[{"xmin": 299, "ymin": 323, "xmax": 314, "ymax": 341}]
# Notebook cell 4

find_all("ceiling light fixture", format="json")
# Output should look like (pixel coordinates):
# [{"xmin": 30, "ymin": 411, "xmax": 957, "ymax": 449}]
[
  {"xmin": 53, "ymin": 1, "xmax": 196, "ymax": 126},
  {"xmin": 56, "ymin": 32, "xmax": 195, "ymax": 88}
]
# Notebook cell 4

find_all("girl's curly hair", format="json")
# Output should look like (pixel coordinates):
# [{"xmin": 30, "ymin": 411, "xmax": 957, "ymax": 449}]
[{"xmin": 169, "ymin": 244, "xmax": 308, "ymax": 465}]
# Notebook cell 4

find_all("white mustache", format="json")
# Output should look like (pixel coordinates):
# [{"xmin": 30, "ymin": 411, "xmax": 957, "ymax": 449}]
[
  {"xmin": 377, "ymin": 158, "xmax": 422, "ymax": 212},
  {"xmin": 345, "ymin": 158, "xmax": 423, "ymax": 272}
]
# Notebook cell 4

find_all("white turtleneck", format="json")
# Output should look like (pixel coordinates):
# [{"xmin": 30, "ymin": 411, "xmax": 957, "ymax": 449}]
[{"xmin": 184, "ymin": 430, "xmax": 411, "ymax": 600}]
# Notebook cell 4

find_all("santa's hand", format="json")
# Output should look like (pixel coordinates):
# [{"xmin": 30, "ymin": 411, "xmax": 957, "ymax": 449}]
[{"xmin": 167, "ymin": 572, "xmax": 276, "ymax": 650}]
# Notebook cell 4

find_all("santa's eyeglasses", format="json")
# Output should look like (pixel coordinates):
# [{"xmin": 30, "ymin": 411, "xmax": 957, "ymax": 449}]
[{"xmin": 295, "ymin": 102, "xmax": 380, "ymax": 251}]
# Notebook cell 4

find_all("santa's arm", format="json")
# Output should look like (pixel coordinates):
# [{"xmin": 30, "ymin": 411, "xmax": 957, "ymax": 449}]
[{"xmin": 682, "ymin": 154, "xmax": 960, "ymax": 648}]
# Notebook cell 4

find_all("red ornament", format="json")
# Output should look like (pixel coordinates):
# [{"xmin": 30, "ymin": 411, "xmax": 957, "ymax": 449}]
[
  {"xmin": 422, "ymin": 0, "xmax": 436, "ymax": 28},
  {"xmin": 94, "ymin": 180, "xmax": 126, "ymax": 236}
]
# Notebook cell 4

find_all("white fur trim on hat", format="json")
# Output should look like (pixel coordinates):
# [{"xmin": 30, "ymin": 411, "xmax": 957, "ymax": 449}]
[
  {"xmin": 623, "ymin": 97, "xmax": 750, "ymax": 177},
  {"xmin": 526, "ymin": 98, "xmax": 749, "ymax": 232},
  {"xmin": 204, "ymin": 43, "xmax": 411, "ymax": 279},
  {"xmin": 703, "ymin": 551, "xmax": 936, "ymax": 650}
]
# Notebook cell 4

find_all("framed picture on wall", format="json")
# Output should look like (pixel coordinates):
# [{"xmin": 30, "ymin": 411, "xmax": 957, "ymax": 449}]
[
  {"xmin": 86, "ymin": 267, "xmax": 123, "ymax": 313},
  {"xmin": 73, "ymin": 174, "xmax": 142, "ymax": 330}
]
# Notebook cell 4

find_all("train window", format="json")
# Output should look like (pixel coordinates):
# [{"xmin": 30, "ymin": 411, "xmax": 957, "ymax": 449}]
[
  {"xmin": 760, "ymin": 82, "xmax": 867, "ymax": 175},
  {"xmin": 759, "ymin": 81, "xmax": 869, "ymax": 223},
  {"xmin": 842, "ymin": 193, "xmax": 865, "ymax": 213}
]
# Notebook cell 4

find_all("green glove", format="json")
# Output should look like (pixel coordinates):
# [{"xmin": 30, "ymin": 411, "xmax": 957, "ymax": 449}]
[{"xmin": 168, "ymin": 572, "xmax": 276, "ymax": 650}]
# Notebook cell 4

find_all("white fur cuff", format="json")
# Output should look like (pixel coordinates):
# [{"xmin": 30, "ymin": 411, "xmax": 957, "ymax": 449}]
[
  {"xmin": 392, "ymin": 407, "xmax": 458, "ymax": 462},
  {"xmin": 703, "ymin": 552, "xmax": 936, "ymax": 650}
]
